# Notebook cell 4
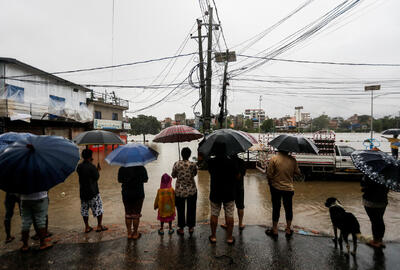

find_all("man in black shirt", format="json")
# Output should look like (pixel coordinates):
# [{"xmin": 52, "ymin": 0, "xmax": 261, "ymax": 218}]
[
  {"xmin": 207, "ymin": 142, "xmax": 239, "ymax": 245},
  {"xmin": 76, "ymin": 149, "xmax": 107, "ymax": 233}
]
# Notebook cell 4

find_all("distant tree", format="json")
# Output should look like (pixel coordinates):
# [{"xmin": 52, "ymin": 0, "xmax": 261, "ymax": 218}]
[
  {"xmin": 261, "ymin": 119, "xmax": 274, "ymax": 133},
  {"xmin": 244, "ymin": 119, "xmax": 254, "ymax": 132},
  {"xmin": 338, "ymin": 120, "xmax": 351, "ymax": 130},
  {"xmin": 312, "ymin": 115, "xmax": 330, "ymax": 131},
  {"xmin": 165, "ymin": 122, "xmax": 172, "ymax": 128},
  {"xmin": 129, "ymin": 115, "xmax": 161, "ymax": 142},
  {"xmin": 358, "ymin": 115, "xmax": 371, "ymax": 125}
]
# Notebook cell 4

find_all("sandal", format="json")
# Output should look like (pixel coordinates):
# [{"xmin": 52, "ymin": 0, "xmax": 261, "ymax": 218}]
[
  {"xmin": 189, "ymin": 228, "xmax": 195, "ymax": 236},
  {"xmin": 227, "ymin": 236, "xmax": 235, "ymax": 245},
  {"xmin": 168, "ymin": 229, "xmax": 175, "ymax": 235},
  {"xmin": 132, "ymin": 233, "xmax": 142, "ymax": 240},
  {"xmin": 239, "ymin": 225, "xmax": 246, "ymax": 231},
  {"xmin": 5, "ymin": 236, "xmax": 15, "ymax": 243},
  {"xmin": 220, "ymin": 224, "xmax": 228, "ymax": 230},
  {"xmin": 39, "ymin": 242, "xmax": 53, "ymax": 251},
  {"xmin": 158, "ymin": 229, "xmax": 164, "ymax": 235},
  {"xmin": 20, "ymin": 246, "xmax": 30, "ymax": 253},
  {"xmin": 177, "ymin": 228, "xmax": 184, "ymax": 236},
  {"xmin": 265, "ymin": 229, "xmax": 278, "ymax": 239},
  {"xmin": 285, "ymin": 229, "xmax": 294, "ymax": 238},
  {"xmin": 208, "ymin": 235, "xmax": 217, "ymax": 244},
  {"xmin": 96, "ymin": 226, "xmax": 108, "ymax": 232},
  {"xmin": 85, "ymin": 227, "xmax": 93, "ymax": 233}
]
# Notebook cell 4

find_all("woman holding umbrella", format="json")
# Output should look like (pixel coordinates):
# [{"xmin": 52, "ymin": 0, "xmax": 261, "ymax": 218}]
[
  {"xmin": 361, "ymin": 175, "xmax": 389, "ymax": 248},
  {"xmin": 171, "ymin": 147, "xmax": 198, "ymax": 236},
  {"xmin": 106, "ymin": 143, "xmax": 158, "ymax": 240}
]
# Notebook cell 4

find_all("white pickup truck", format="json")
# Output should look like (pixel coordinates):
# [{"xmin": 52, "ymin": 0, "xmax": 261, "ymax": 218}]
[{"xmin": 292, "ymin": 145, "xmax": 360, "ymax": 177}]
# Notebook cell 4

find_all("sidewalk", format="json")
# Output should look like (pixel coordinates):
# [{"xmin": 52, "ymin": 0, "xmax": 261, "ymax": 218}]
[{"xmin": 1, "ymin": 225, "xmax": 399, "ymax": 270}]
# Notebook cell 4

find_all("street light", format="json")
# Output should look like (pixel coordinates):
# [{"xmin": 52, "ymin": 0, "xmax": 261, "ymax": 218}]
[{"xmin": 364, "ymin": 85, "xmax": 380, "ymax": 149}]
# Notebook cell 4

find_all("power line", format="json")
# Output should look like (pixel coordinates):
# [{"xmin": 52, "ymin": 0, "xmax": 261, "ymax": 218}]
[
  {"xmin": 5, "ymin": 53, "xmax": 196, "ymax": 79},
  {"xmin": 237, "ymin": 54, "xmax": 400, "ymax": 67}
]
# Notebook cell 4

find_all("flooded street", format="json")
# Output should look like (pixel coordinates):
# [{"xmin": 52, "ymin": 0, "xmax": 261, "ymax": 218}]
[{"xmin": 1, "ymin": 133, "xmax": 399, "ymax": 242}]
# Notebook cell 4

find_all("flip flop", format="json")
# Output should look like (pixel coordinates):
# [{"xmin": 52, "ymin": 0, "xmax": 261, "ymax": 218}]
[
  {"xmin": 285, "ymin": 229, "xmax": 294, "ymax": 238},
  {"xmin": 265, "ymin": 229, "xmax": 278, "ymax": 239},
  {"xmin": 5, "ymin": 236, "xmax": 15, "ymax": 243},
  {"xmin": 239, "ymin": 225, "xmax": 246, "ymax": 231},
  {"xmin": 227, "ymin": 236, "xmax": 235, "ymax": 245},
  {"xmin": 208, "ymin": 235, "xmax": 217, "ymax": 244},
  {"xmin": 158, "ymin": 229, "xmax": 165, "ymax": 235},
  {"xmin": 85, "ymin": 227, "xmax": 93, "ymax": 233},
  {"xmin": 20, "ymin": 246, "xmax": 30, "ymax": 253},
  {"xmin": 39, "ymin": 243, "xmax": 53, "ymax": 251},
  {"xmin": 96, "ymin": 226, "xmax": 108, "ymax": 232},
  {"xmin": 132, "ymin": 233, "xmax": 142, "ymax": 240},
  {"xmin": 168, "ymin": 229, "xmax": 175, "ymax": 235},
  {"xmin": 189, "ymin": 228, "xmax": 195, "ymax": 236},
  {"xmin": 177, "ymin": 229, "xmax": 184, "ymax": 236},
  {"xmin": 220, "ymin": 224, "xmax": 228, "ymax": 229}
]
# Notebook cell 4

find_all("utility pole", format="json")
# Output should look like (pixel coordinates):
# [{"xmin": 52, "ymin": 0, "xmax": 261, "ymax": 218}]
[
  {"xmin": 218, "ymin": 50, "xmax": 229, "ymax": 129},
  {"xmin": 193, "ymin": 19, "xmax": 206, "ymax": 130},
  {"xmin": 204, "ymin": 5, "xmax": 213, "ymax": 132}
]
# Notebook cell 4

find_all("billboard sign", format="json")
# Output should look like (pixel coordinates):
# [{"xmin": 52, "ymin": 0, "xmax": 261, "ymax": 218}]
[{"xmin": 94, "ymin": 119, "xmax": 122, "ymax": 130}]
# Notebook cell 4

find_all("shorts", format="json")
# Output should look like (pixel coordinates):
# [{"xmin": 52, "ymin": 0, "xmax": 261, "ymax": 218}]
[
  {"xmin": 21, "ymin": 197, "xmax": 48, "ymax": 231},
  {"xmin": 210, "ymin": 201, "xmax": 235, "ymax": 218},
  {"xmin": 235, "ymin": 188, "xmax": 245, "ymax": 210},
  {"xmin": 123, "ymin": 198, "xmax": 144, "ymax": 219},
  {"xmin": 81, "ymin": 193, "xmax": 104, "ymax": 217}
]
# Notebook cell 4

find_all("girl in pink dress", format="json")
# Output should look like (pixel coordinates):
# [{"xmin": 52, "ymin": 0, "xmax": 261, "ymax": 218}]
[{"xmin": 154, "ymin": 174, "xmax": 176, "ymax": 235}]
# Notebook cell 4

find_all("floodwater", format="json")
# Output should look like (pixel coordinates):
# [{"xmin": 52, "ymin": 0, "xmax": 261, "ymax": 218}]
[{"xmin": 0, "ymin": 132, "xmax": 399, "ymax": 242}]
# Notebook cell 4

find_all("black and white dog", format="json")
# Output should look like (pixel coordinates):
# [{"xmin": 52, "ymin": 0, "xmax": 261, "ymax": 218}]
[{"xmin": 325, "ymin": 197, "xmax": 364, "ymax": 256}]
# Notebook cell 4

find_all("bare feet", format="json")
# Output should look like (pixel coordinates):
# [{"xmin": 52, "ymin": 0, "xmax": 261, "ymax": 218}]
[
  {"xmin": 84, "ymin": 227, "xmax": 93, "ymax": 233},
  {"xmin": 132, "ymin": 232, "xmax": 141, "ymax": 240},
  {"xmin": 39, "ymin": 242, "xmax": 53, "ymax": 251},
  {"xmin": 95, "ymin": 225, "xmax": 108, "ymax": 232},
  {"xmin": 5, "ymin": 236, "xmax": 15, "ymax": 243}
]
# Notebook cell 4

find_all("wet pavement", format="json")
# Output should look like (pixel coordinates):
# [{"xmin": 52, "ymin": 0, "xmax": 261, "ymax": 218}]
[{"xmin": 1, "ymin": 224, "xmax": 399, "ymax": 270}]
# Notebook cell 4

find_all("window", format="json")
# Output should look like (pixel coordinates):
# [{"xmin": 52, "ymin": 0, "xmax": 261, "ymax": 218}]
[
  {"xmin": 340, "ymin": 146, "xmax": 355, "ymax": 156},
  {"xmin": 49, "ymin": 95, "xmax": 66, "ymax": 118},
  {"xmin": 112, "ymin": 113, "xmax": 118, "ymax": 120},
  {"xmin": 5, "ymin": 84, "xmax": 24, "ymax": 102},
  {"xmin": 95, "ymin": 111, "xmax": 102, "ymax": 119}
]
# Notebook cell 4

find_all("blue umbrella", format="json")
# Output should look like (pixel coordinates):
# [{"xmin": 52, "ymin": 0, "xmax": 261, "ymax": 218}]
[
  {"xmin": 0, "ymin": 135, "xmax": 80, "ymax": 194},
  {"xmin": 0, "ymin": 132, "xmax": 35, "ymax": 153},
  {"xmin": 105, "ymin": 143, "xmax": 158, "ymax": 167}
]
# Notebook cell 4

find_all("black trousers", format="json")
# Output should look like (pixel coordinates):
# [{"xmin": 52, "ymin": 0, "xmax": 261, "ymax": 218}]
[
  {"xmin": 365, "ymin": 206, "xmax": 386, "ymax": 240},
  {"xmin": 175, "ymin": 193, "xmax": 197, "ymax": 229},
  {"xmin": 270, "ymin": 185, "xmax": 294, "ymax": 222},
  {"xmin": 392, "ymin": 148, "xmax": 398, "ymax": 160}
]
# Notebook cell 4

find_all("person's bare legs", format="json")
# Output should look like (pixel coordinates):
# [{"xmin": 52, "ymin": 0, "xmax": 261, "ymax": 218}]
[
  {"xmin": 272, "ymin": 221, "xmax": 279, "ymax": 234},
  {"xmin": 125, "ymin": 217, "xmax": 133, "ymax": 238},
  {"xmin": 83, "ymin": 216, "xmax": 92, "ymax": 233},
  {"xmin": 210, "ymin": 215, "xmax": 218, "ymax": 242},
  {"xmin": 168, "ymin": 221, "xmax": 172, "ymax": 230},
  {"xmin": 132, "ymin": 217, "xmax": 140, "ymax": 239},
  {"xmin": 286, "ymin": 220, "xmax": 292, "ymax": 234},
  {"xmin": 226, "ymin": 217, "xmax": 234, "ymax": 243},
  {"xmin": 238, "ymin": 209, "xmax": 245, "ymax": 229},
  {"xmin": 96, "ymin": 214, "xmax": 108, "ymax": 231}
]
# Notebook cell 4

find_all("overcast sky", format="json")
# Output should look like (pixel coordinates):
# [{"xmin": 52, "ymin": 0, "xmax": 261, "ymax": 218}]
[{"xmin": 1, "ymin": 0, "xmax": 399, "ymax": 120}]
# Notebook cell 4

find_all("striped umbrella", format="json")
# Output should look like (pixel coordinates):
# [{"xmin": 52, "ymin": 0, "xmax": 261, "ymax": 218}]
[{"xmin": 153, "ymin": 125, "xmax": 203, "ymax": 159}]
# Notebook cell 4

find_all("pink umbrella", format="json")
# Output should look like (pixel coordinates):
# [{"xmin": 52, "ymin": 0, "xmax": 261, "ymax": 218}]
[
  {"xmin": 236, "ymin": 130, "xmax": 258, "ymax": 144},
  {"xmin": 153, "ymin": 125, "xmax": 203, "ymax": 159}
]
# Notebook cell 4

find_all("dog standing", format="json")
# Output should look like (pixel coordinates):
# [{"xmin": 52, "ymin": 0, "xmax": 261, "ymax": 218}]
[{"xmin": 325, "ymin": 197, "xmax": 364, "ymax": 256}]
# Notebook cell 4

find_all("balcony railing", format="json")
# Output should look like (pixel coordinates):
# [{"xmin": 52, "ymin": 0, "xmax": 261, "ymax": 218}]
[{"xmin": 88, "ymin": 91, "xmax": 129, "ymax": 109}]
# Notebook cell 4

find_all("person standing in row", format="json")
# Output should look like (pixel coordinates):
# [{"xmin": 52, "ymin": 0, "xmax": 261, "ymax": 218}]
[
  {"xmin": 171, "ymin": 147, "xmax": 198, "ymax": 236},
  {"xmin": 361, "ymin": 176, "xmax": 389, "ymax": 249},
  {"xmin": 118, "ymin": 164, "xmax": 148, "ymax": 240},
  {"xmin": 154, "ymin": 173, "xmax": 176, "ymax": 235},
  {"xmin": 76, "ymin": 149, "xmax": 107, "ymax": 234},
  {"xmin": 208, "ymin": 142, "xmax": 239, "ymax": 245},
  {"xmin": 266, "ymin": 150, "xmax": 302, "ymax": 239},
  {"xmin": 221, "ymin": 154, "xmax": 247, "ymax": 231},
  {"xmin": 20, "ymin": 191, "xmax": 52, "ymax": 251}
]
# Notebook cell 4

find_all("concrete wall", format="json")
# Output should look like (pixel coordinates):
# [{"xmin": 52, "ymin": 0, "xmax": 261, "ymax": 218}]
[{"xmin": 88, "ymin": 103, "xmax": 123, "ymax": 121}]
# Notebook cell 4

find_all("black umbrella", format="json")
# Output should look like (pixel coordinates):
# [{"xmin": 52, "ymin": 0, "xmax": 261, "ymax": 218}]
[
  {"xmin": 382, "ymin": 129, "xmax": 400, "ymax": 135},
  {"xmin": 268, "ymin": 134, "xmax": 319, "ymax": 154},
  {"xmin": 198, "ymin": 129, "xmax": 252, "ymax": 157},
  {"xmin": 351, "ymin": 150, "xmax": 400, "ymax": 192},
  {"xmin": 73, "ymin": 130, "xmax": 125, "ymax": 169},
  {"xmin": 73, "ymin": 130, "xmax": 124, "ymax": 145}
]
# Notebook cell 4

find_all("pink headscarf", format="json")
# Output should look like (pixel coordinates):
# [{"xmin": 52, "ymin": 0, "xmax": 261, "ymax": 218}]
[{"xmin": 160, "ymin": 173, "xmax": 172, "ymax": 189}]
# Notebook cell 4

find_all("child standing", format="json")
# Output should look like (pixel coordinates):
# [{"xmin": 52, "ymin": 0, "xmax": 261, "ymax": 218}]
[{"xmin": 154, "ymin": 174, "xmax": 176, "ymax": 235}]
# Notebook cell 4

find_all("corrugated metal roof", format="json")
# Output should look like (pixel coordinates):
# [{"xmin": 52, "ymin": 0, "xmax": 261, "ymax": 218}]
[{"xmin": 0, "ymin": 57, "xmax": 92, "ymax": 92}]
